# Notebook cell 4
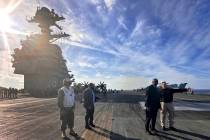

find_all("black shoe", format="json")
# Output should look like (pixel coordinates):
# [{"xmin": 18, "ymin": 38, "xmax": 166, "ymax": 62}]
[
  {"xmin": 90, "ymin": 124, "xmax": 96, "ymax": 127},
  {"xmin": 145, "ymin": 130, "xmax": 153, "ymax": 135},
  {"xmin": 85, "ymin": 125, "xmax": 92, "ymax": 129},
  {"xmin": 162, "ymin": 126, "xmax": 166, "ymax": 131},
  {"xmin": 151, "ymin": 128, "xmax": 157, "ymax": 132},
  {"xmin": 169, "ymin": 127, "xmax": 177, "ymax": 131},
  {"xmin": 69, "ymin": 130, "xmax": 78, "ymax": 137},
  {"xmin": 151, "ymin": 129, "xmax": 157, "ymax": 135}
]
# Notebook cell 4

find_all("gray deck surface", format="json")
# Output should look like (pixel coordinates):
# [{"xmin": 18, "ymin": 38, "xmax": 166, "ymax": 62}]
[{"xmin": 0, "ymin": 92, "xmax": 210, "ymax": 140}]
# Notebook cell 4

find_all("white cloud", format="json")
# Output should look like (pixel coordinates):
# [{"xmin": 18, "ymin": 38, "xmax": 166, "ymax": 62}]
[
  {"xmin": 95, "ymin": 72, "xmax": 102, "ymax": 77},
  {"xmin": 104, "ymin": 0, "xmax": 115, "ymax": 11},
  {"xmin": 90, "ymin": 0, "xmax": 101, "ymax": 5},
  {"xmin": 1, "ymin": 0, "xmax": 210, "ymax": 90},
  {"xmin": 117, "ymin": 15, "xmax": 128, "ymax": 30},
  {"xmin": 77, "ymin": 58, "xmax": 108, "ymax": 69},
  {"xmin": 130, "ymin": 20, "xmax": 144, "ymax": 38},
  {"xmin": 78, "ymin": 62, "xmax": 94, "ymax": 68},
  {"xmin": 94, "ymin": 61, "xmax": 108, "ymax": 68},
  {"xmin": 64, "ymin": 41, "xmax": 100, "ymax": 51},
  {"xmin": 75, "ymin": 74, "xmax": 149, "ymax": 90},
  {"xmin": 0, "ymin": 72, "xmax": 23, "ymax": 88}
]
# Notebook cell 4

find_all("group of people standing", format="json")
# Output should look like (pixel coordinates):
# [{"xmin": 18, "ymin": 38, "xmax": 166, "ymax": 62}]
[
  {"xmin": 57, "ymin": 78, "xmax": 97, "ymax": 138},
  {"xmin": 0, "ymin": 88, "xmax": 18, "ymax": 99},
  {"xmin": 145, "ymin": 79, "xmax": 190, "ymax": 135},
  {"xmin": 57, "ymin": 77, "xmax": 190, "ymax": 138}
]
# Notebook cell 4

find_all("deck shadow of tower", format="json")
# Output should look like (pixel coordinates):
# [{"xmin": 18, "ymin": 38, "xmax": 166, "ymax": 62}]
[{"xmin": 11, "ymin": 7, "xmax": 73, "ymax": 97}]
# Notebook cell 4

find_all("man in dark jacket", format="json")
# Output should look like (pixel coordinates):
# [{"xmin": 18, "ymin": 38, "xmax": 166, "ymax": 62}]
[
  {"xmin": 145, "ymin": 78, "xmax": 160, "ymax": 134},
  {"xmin": 83, "ymin": 83, "xmax": 96, "ymax": 129},
  {"xmin": 160, "ymin": 81, "xmax": 188, "ymax": 131}
]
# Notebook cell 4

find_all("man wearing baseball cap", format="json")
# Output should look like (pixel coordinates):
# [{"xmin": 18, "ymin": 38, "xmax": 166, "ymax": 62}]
[{"xmin": 57, "ymin": 78, "xmax": 78, "ymax": 138}]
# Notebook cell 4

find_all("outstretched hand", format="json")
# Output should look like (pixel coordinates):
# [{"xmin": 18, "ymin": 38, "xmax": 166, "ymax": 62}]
[{"xmin": 187, "ymin": 88, "xmax": 193, "ymax": 93}]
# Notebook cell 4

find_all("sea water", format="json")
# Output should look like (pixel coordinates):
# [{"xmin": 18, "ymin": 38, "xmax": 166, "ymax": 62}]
[{"xmin": 193, "ymin": 89, "xmax": 210, "ymax": 95}]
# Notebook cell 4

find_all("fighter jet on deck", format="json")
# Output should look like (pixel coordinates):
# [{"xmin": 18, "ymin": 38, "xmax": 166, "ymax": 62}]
[{"xmin": 167, "ymin": 83, "xmax": 188, "ymax": 89}]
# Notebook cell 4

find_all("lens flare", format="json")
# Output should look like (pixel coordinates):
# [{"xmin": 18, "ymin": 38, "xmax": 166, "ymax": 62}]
[
  {"xmin": 0, "ymin": 10, "xmax": 13, "ymax": 32},
  {"xmin": 0, "ymin": 0, "xmax": 24, "ymax": 77}
]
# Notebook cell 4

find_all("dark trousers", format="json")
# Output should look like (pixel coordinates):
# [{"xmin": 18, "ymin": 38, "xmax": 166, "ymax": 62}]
[
  {"xmin": 145, "ymin": 107, "xmax": 159, "ymax": 131},
  {"xmin": 60, "ymin": 107, "xmax": 74, "ymax": 131},
  {"xmin": 85, "ymin": 106, "xmax": 94, "ymax": 126}
]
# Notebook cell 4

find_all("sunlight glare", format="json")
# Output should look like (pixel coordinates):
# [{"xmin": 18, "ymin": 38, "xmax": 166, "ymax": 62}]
[{"xmin": 0, "ymin": 10, "xmax": 13, "ymax": 32}]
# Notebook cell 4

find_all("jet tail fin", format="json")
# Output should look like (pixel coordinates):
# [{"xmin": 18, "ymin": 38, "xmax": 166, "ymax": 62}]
[{"xmin": 179, "ymin": 83, "xmax": 187, "ymax": 89}]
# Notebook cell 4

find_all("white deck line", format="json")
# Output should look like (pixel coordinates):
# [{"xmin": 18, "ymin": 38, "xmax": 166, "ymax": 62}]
[{"xmin": 139, "ymin": 101, "xmax": 210, "ymax": 111}]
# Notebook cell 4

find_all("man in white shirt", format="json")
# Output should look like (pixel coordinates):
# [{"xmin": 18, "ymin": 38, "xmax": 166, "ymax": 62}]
[{"xmin": 57, "ymin": 78, "xmax": 78, "ymax": 138}]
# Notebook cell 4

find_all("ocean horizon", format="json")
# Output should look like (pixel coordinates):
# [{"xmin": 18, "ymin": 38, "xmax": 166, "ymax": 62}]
[{"xmin": 193, "ymin": 89, "xmax": 210, "ymax": 94}]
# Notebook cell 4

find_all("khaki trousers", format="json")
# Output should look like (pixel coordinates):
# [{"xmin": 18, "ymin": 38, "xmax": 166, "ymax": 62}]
[{"xmin": 160, "ymin": 102, "xmax": 174, "ymax": 127}]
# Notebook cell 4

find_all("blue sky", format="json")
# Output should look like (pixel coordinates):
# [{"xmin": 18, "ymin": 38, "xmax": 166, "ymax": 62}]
[{"xmin": 0, "ymin": 0, "xmax": 210, "ymax": 89}]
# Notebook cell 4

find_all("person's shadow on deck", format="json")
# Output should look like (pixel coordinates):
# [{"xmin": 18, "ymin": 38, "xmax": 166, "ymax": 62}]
[
  {"xmin": 156, "ymin": 128, "xmax": 210, "ymax": 140},
  {"xmin": 93, "ymin": 126, "xmax": 183, "ymax": 140},
  {"xmin": 92, "ymin": 125, "xmax": 141, "ymax": 140},
  {"xmin": 63, "ymin": 135, "xmax": 85, "ymax": 140},
  {"xmin": 93, "ymin": 126, "xmax": 210, "ymax": 140},
  {"xmin": 175, "ymin": 128, "xmax": 210, "ymax": 139},
  {"xmin": 63, "ymin": 137, "xmax": 70, "ymax": 140}
]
